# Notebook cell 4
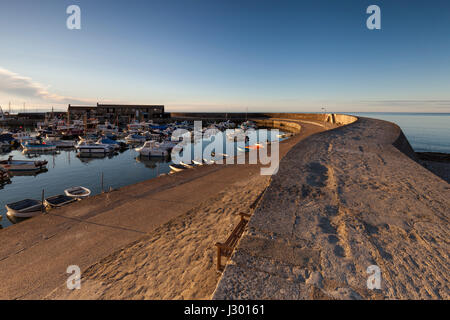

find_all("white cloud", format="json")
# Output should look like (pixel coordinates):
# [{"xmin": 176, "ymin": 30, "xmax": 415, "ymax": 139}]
[{"xmin": 0, "ymin": 66, "xmax": 94, "ymax": 105}]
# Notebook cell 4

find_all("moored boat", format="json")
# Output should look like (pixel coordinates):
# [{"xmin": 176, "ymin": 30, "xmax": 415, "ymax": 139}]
[
  {"xmin": 44, "ymin": 194, "xmax": 77, "ymax": 208},
  {"xmin": 0, "ymin": 167, "xmax": 10, "ymax": 182},
  {"xmin": 135, "ymin": 140, "xmax": 171, "ymax": 157},
  {"xmin": 6, "ymin": 199, "xmax": 44, "ymax": 218},
  {"xmin": 44, "ymin": 136, "xmax": 76, "ymax": 148},
  {"xmin": 96, "ymin": 137, "xmax": 122, "ymax": 150},
  {"xmin": 226, "ymin": 129, "xmax": 248, "ymax": 142},
  {"xmin": 169, "ymin": 164, "xmax": 187, "ymax": 172},
  {"xmin": 0, "ymin": 140, "xmax": 9, "ymax": 151},
  {"xmin": 76, "ymin": 141, "xmax": 114, "ymax": 154},
  {"xmin": 180, "ymin": 161, "xmax": 196, "ymax": 169},
  {"xmin": 64, "ymin": 186, "xmax": 91, "ymax": 199},
  {"xmin": 0, "ymin": 156, "xmax": 48, "ymax": 173},
  {"xmin": 238, "ymin": 144, "xmax": 264, "ymax": 153},
  {"xmin": 192, "ymin": 159, "xmax": 204, "ymax": 166},
  {"xmin": 21, "ymin": 141, "xmax": 57, "ymax": 152},
  {"xmin": 12, "ymin": 132, "xmax": 32, "ymax": 142},
  {"xmin": 202, "ymin": 158, "xmax": 215, "ymax": 165},
  {"xmin": 125, "ymin": 134, "xmax": 147, "ymax": 144}
]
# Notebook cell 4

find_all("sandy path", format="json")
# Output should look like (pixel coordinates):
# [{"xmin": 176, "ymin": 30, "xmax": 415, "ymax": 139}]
[{"xmin": 46, "ymin": 174, "xmax": 270, "ymax": 299}]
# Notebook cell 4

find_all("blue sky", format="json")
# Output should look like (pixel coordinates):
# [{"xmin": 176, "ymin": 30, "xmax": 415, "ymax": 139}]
[{"xmin": 0, "ymin": 0, "xmax": 449, "ymax": 112}]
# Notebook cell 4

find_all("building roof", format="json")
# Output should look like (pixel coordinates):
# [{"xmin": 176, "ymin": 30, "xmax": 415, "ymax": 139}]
[
  {"xmin": 97, "ymin": 103, "xmax": 164, "ymax": 108},
  {"xmin": 68, "ymin": 105, "xmax": 96, "ymax": 109}
]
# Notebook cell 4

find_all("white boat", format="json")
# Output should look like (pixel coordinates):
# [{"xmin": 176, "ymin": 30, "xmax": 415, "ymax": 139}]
[
  {"xmin": 96, "ymin": 138, "xmax": 121, "ymax": 150},
  {"xmin": 240, "ymin": 120, "xmax": 257, "ymax": 130},
  {"xmin": 169, "ymin": 164, "xmax": 187, "ymax": 172},
  {"xmin": 202, "ymin": 158, "xmax": 215, "ymax": 165},
  {"xmin": 76, "ymin": 141, "xmax": 114, "ymax": 153},
  {"xmin": 180, "ymin": 161, "xmax": 196, "ymax": 169},
  {"xmin": 226, "ymin": 129, "xmax": 248, "ymax": 142},
  {"xmin": 6, "ymin": 199, "xmax": 44, "ymax": 218},
  {"xmin": 0, "ymin": 156, "xmax": 48, "ymax": 173},
  {"xmin": 203, "ymin": 130, "xmax": 218, "ymax": 141},
  {"xmin": 21, "ymin": 141, "xmax": 57, "ymax": 152},
  {"xmin": 44, "ymin": 136, "xmax": 76, "ymax": 148},
  {"xmin": 64, "ymin": 186, "xmax": 91, "ymax": 199},
  {"xmin": 135, "ymin": 140, "xmax": 171, "ymax": 157},
  {"xmin": 125, "ymin": 134, "xmax": 147, "ymax": 144},
  {"xmin": 127, "ymin": 121, "xmax": 146, "ymax": 132},
  {"xmin": 97, "ymin": 121, "xmax": 118, "ymax": 134},
  {"xmin": 277, "ymin": 132, "xmax": 293, "ymax": 139},
  {"xmin": 192, "ymin": 159, "xmax": 204, "ymax": 166}
]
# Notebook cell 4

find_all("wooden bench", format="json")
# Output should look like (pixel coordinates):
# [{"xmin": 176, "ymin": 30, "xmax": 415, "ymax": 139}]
[{"xmin": 215, "ymin": 212, "xmax": 251, "ymax": 272}]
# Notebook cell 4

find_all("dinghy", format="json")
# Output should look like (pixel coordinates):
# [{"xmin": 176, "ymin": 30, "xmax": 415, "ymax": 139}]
[
  {"xmin": 44, "ymin": 194, "xmax": 77, "ymax": 208},
  {"xmin": 180, "ymin": 161, "xmax": 195, "ymax": 169},
  {"xmin": 238, "ymin": 144, "xmax": 264, "ymax": 153},
  {"xmin": 192, "ymin": 159, "xmax": 204, "ymax": 166},
  {"xmin": 202, "ymin": 158, "xmax": 215, "ymax": 165},
  {"xmin": 6, "ymin": 199, "xmax": 43, "ymax": 218},
  {"xmin": 169, "ymin": 164, "xmax": 187, "ymax": 172},
  {"xmin": 64, "ymin": 186, "xmax": 91, "ymax": 199}
]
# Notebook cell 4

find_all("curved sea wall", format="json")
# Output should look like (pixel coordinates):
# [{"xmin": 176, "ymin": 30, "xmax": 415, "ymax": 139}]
[
  {"xmin": 253, "ymin": 113, "xmax": 358, "ymax": 133},
  {"xmin": 170, "ymin": 112, "xmax": 358, "ymax": 133},
  {"xmin": 212, "ymin": 116, "xmax": 449, "ymax": 300}
]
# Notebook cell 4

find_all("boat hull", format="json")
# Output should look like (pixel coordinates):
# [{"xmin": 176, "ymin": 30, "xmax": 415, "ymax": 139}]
[
  {"xmin": 138, "ymin": 149, "xmax": 169, "ymax": 157},
  {"xmin": 5, "ymin": 199, "xmax": 43, "ymax": 218},
  {"xmin": 21, "ymin": 142, "xmax": 56, "ymax": 152},
  {"xmin": 169, "ymin": 164, "xmax": 186, "ymax": 172},
  {"xmin": 44, "ymin": 195, "xmax": 77, "ymax": 208},
  {"xmin": 0, "ymin": 159, "xmax": 48, "ymax": 173},
  {"xmin": 6, "ymin": 208, "xmax": 42, "ymax": 218},
  {"xmin": 77, "ymin": 147, "xmax": 112, "ymax": 153}
]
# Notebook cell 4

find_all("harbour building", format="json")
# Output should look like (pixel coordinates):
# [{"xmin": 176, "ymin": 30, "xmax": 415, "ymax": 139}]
[{"xmin": 68, "ymin": 103, "xmax": 165, "ymax": 124}]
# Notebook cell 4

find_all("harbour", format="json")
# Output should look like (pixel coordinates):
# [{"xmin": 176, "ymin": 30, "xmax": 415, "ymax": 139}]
[{"xmin": 0, "ymin": 118, "xmax": 284, "ymax": 229}]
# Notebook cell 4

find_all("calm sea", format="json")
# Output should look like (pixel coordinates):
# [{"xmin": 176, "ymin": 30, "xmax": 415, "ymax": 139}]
[{"xmin": 350, "ymin": 112, "xmax": 450, "ymax": 153}]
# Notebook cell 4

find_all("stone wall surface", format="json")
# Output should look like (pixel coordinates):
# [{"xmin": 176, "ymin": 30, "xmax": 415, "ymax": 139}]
[{"xmin": 213, "ymin": 116, "xmax": 450, "ymax": 300}]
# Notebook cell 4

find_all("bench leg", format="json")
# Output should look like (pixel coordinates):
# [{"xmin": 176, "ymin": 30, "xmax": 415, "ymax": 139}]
[{"xmin": 217, "ymin": 246, "xmax": 221, "ymax": 271}]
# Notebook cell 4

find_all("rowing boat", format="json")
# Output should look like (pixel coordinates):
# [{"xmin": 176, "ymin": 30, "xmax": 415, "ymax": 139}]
[
  {"xmin": 64, "ymin": 186, "xmax": 91, "ymax": 199},
  {"xmin": 44, "ymin": 194, "xmax": 78, "ymax": 208}
]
